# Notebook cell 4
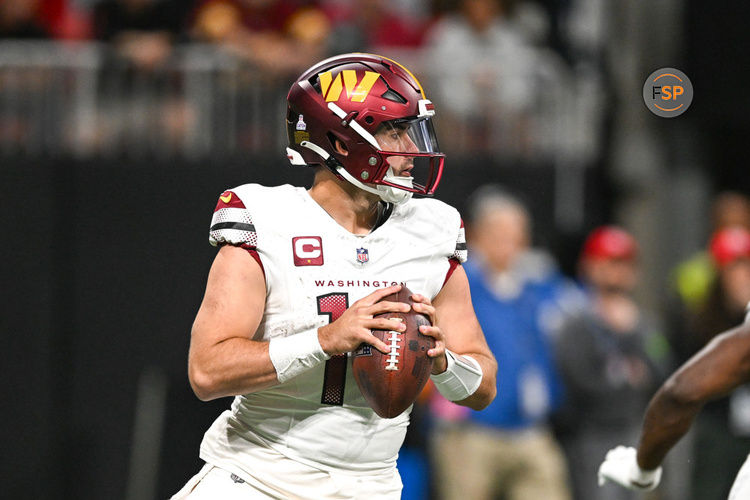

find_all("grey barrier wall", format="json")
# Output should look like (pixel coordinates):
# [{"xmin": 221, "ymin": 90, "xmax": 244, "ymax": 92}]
[{"xmin": 0, "ymin": 155, "xmax": 606, "ymax": 500}]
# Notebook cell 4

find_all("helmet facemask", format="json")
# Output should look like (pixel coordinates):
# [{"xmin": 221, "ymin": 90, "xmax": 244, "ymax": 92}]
[{"xmin": 363, "ymin": 117, "xmax": 445, "ymax": 203}]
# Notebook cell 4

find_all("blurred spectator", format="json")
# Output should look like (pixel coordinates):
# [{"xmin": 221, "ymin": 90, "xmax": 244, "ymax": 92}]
[
  {"xmin": 0, "ymin": 0, "xmax": 56, "ymax": 150},
  {"xmin": 37, "ymin": 0, "xmax": 90, "ymax": 39},
  {"xmin": 672, "ymin": 192, "xmax": 750, "ymax": 314},
  {"xmin": 430, "ymin": 185, "xmax": 573, "ymax": 500},
  {"xmin": 90, "ymin": 0, "xmax": 196, "ymax": 154},
  {"xmin": 191, "ymin": 0, "xmax": 331, "ymax": 77},
  {"xmin": 94, "ymin": 0, "xmax": 188, "ymax": 72},
  {"xmin": 689, "ymin": 227, "xmax": 750, "ymax": 347},
  {"xmin": 684, "ymin": 226, "xmax": 750, "ymax": 500},
  {"xmin": 422, "ymin": 0, "xmax": 543, "ymax": 152},
  {"xmin": 324, "ymin": 0, "xmax": 427, "ymax": 54},
  {"xmin": 553, "ymin": 226, "xmax": 669, "ymax": 500},
  {"xmin": 668, "ymin": 192, "xmax": 750, "ymax": 369},
  {"xmin": 0, "ymin": 0, "xmax": 50, "ymax": 39}
]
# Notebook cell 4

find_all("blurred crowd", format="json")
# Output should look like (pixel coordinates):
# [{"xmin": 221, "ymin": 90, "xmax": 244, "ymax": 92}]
[
  {"xmin": 0, "ymin": 0, "xmax": 605, "ymax": 159},
  {"xmin": 0, "ymin": 0, "xmax": 569, "ymax": 67}
]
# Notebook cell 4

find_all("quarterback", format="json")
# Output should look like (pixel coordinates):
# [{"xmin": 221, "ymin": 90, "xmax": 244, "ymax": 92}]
[{"xmin": 171, "ymin": 53, "xmax": 497, "ymax": 499}]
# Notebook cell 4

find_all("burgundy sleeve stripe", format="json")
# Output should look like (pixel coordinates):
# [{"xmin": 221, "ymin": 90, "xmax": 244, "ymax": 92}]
[
  {"xmin": 210, "ymin": 222, "xmax": 256, "ymax": 232},
  {"xmin": 243, "ymin": 246, "xmax": 265, "ymax": 276},
  {"xmin": 442, "ymin": 257, "xmax": 461, "ymax": 286}
]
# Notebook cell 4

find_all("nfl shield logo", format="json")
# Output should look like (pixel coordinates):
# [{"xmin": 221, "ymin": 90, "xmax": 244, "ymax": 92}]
[{"xmin": 356, "ymin": 247, "xmax": 369, "ymax": 264}]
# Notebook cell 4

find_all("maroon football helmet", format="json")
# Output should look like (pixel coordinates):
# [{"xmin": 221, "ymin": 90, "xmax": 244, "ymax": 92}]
[{"xmin": 286, "ymin": 53, "xmax": 445, "ymax": 203}]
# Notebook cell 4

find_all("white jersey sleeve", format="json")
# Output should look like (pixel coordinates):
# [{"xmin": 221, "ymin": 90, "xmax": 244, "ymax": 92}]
[
  {"xmin": 208, "ymin": 189, "xmax": 258, "ymax": 249},
  {"xmin": 409, "ymin": 199, "xmax": 465, "ymax": 262}
]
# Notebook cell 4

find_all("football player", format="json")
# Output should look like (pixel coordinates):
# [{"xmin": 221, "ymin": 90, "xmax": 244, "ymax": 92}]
[
  {"xmin": 171, "ymin": 53, "xmax": 497, "ymax": 499},
  {"xmin": 598, "ymin": 303, "xmax": 750, "ymax": 498}
]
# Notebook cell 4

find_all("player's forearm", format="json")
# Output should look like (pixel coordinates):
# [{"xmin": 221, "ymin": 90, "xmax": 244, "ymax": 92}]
[
  {"xmin": 189, "ymin": 337, "xmax": 278, "ymax": 401},
  {"xmin": 636, "ymin": 326, "xmax": 750, "ymax": 468},
  {"xmin": 452, "ymin": 352, "xmax": 497, "ymax": 410},
  {"xmin": 636, "ymin": 384, "xmax": 703, "ymax": 470}
]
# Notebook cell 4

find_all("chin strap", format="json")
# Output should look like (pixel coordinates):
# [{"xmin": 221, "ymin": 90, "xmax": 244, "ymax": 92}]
[
  {"xmin": 336, "ymin": 165, "xmax": 412, "ymax": 204},
  {"xmin": 298, "ymin": 140, "xmax": 412, "ymax": 204}
]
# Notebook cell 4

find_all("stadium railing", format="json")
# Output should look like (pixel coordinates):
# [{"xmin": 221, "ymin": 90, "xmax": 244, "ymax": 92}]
[{"xmin": 0, "ymin": 40, "xmax": 601, "ymax": 166}]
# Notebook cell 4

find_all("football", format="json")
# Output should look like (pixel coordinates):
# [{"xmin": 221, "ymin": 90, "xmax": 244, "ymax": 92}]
[{"xmin": 352, "ymin": 285, "xmax": 435, "ymax": 418}]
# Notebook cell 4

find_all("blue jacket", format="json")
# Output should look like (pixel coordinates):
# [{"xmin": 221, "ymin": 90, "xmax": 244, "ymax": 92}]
[{"xmin": 464, "ymin": 257, "xmax": 569, "ymax": 430}]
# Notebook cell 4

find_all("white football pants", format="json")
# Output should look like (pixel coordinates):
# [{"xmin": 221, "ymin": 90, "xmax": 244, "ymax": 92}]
[{"xmin": 170, "ymin": 455, "xmax": 402, "ymax": 500}]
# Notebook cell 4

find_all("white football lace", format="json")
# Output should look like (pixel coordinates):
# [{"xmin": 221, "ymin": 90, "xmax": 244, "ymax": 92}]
[{"xmin": 385, "ymin": 318, "xmax": 403, "ymax": 371}]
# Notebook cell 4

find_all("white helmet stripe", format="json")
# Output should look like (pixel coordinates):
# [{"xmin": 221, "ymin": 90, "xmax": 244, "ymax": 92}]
[
  {"xmin": 327, "ymin": 101, "xmax": 347, "ymax": 119},
  {"xmin": 327, "ymin": 102, "xmax": 380, "ymax": 149},
  {"xmin": 300, "ymin": 140, "xmax": 330, "ymax": 159}
]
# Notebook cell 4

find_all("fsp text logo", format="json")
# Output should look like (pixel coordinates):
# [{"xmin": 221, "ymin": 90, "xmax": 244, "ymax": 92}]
[
  {"xmin": 642, "ymin": 68, "xmax": 693, "ymax": 118},
  {"xmin": 319, "ymin": 70, "xmax": 380, "ymax": 103},
  {"xmin": 292, "ymin": 236, "xmax": 324, "ymax": 266}
]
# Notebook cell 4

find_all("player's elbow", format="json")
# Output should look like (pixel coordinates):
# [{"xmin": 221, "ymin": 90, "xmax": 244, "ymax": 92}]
[
  {"xmin": 465, "ymin": 364, "xmax": 498, "ymax": 410},
  {"xmin": 661, "ymin": 375, "xmax": 705, "ymax": 408},
  {"xmin": 188, "ymin": 363, "xmax": 221, "ymax": 401},
  {"xmin": 468, "ymin": 383, "xmax": 497, "ymax": 410}
]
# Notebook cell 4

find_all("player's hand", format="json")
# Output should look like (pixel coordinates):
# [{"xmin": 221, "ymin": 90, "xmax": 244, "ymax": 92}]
[
  {"xmin": 411, "ymin": 293, "xmax": 447, "ymax": 374},
  {"xmin": 597, "ymin": 446, "xmax": 662, "ymax": 491},
  {"xmin": 317, "ymin": 285, "xmax": 407, "ymax": 356}
]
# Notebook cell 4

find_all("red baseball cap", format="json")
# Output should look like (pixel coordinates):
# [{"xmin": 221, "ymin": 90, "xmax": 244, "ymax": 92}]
[
  {"xmin": 709, "ymin": 227, "xmax": 750, "ymax": 267},
  {"xmin": 581, "ymin": 226, "xmax": 638, "ymax": 261}
]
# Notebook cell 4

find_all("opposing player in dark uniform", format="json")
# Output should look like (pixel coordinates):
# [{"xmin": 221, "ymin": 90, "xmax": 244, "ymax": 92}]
[{"xmin": 598, "ymin": 305, "xmax": 750, "ymax": 499}]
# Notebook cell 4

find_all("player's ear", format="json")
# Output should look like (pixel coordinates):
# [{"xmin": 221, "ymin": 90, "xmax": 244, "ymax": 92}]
[{"xmin": 334, "ymin": 139, "xmax": 349, "ymax": 156}]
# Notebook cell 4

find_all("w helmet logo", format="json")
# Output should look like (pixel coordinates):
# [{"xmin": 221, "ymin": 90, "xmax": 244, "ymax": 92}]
[{"xmin": 319, "ymin": 70, "xmax": 380, "ymax": 103}]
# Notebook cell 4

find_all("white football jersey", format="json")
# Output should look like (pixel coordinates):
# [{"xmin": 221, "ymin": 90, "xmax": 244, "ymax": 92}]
[{"xmin": 199, "ymin": 183, "xmax": 466, "ymax": 475}]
